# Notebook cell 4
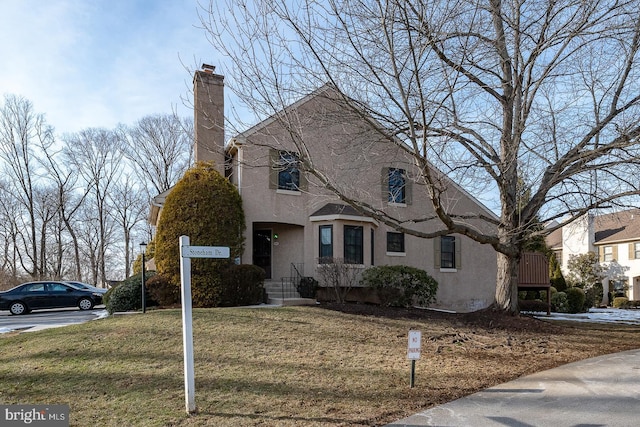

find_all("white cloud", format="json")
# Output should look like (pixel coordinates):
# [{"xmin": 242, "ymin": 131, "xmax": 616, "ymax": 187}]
[{"xmin": 0, "ymin": 0, "xmax": 222, "ymax": 134}]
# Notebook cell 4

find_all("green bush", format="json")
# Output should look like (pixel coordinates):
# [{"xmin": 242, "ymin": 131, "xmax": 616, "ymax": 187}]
[
  {"xmin": 613, "ymin": 297, "xmax": 629, "ymax": 308},
  {"xmin": 154, "ymin": 162, "xmax": 245, "ymax": 308},
  {"xmin": 218, "ymin": 264, "xmax": 266, "ymax": 307},
  {"xmin": 539, "ymin": 286, "xmax": 557, "ymax": 302},
  {"xmin": 565, "ymin": 286, "xmax": 586, "ymax": 313},
  {"xmin": 297, "ymin": 277, "xmax": 318, "ymax": 299},
  {"xmin": 146, "ymin": 273, "xmax": 180, "ymax": 307},
  {"xmin": 584, "ymin": 283, "xmax": 603, "ymax": 310},
  {"xmin": 106, "ymin": 273, "xmax": 144, "ymax": 314},
  {"xmin": 360, "ymin": 265, "xmax": 438, "ymax": 307},
  {"xmin": 551, "ymin": 291, "xmax": 568, "ymax": 313},
  {"xmin": 518, "ymin": 299, "xmax": 550, "ymax": 313}
]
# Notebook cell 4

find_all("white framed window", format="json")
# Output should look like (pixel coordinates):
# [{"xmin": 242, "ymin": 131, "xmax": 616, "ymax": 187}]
[{"xmin": 604, "ymin": 246, "xmax": 614, "ymax": 262}]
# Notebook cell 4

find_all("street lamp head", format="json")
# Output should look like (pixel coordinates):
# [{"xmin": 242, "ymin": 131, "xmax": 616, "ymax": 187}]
[{"xmin": 140, "ymin": 242, "xmax": 148, "ymax": 252}]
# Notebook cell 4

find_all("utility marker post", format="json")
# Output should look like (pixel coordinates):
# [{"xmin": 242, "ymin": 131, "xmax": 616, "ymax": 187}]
[
  {"xmin": 407, "ymin": 330, "xmax": 422, "ymax": 388},
  {"xmin": 179, "ymin": 236, "xmax": 231, "ymax": 415}
]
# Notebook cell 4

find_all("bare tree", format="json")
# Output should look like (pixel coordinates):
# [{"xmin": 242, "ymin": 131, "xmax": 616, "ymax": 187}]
[
  {"xmin": 204, "ymin": 0, "xmax": 640, "ymax": 313},
  {"xmin": 108, "ymin": 173, "xmax": 147, "ymax": 278},
  {"xmin": 37, "ymin": 141, "xmax": 90, "ymax": 281},
  {"xmin": 0, "ymin": 94, "xmax": 54, "ymax": 279},
  {"xmin": 120, "ymin": 113, "xmax": 193, "ymax": 200},
  {"xmin": 64, "ymin": 128, "xmax": 123, "ymax": 285},
  {"xmin": 0, "ymin": 179, "xmax": 21, "ymax": 281}
]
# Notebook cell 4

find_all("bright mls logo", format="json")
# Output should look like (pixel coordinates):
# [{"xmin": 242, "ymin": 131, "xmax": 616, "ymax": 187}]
[{"xmin": 1, "ymin": 405, "xmax": 69, "ymax": 426}]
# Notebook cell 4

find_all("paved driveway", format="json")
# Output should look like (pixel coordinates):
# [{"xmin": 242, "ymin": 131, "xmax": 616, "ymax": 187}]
[{"xmin": 0, "ymin": 307, "xmax": 107, "ymax": 334}]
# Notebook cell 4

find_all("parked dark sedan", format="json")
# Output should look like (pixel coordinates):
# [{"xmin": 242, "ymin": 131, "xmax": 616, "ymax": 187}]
[{"xmin": 0, "ymin": 281, "xmax": 103, "ymax": 315}]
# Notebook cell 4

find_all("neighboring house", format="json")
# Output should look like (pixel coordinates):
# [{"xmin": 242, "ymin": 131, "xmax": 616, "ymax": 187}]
[
  {"xmin": 151, "ymin": 64, "xmax": 499, "ymax": 313},
  {"xmin": 547, "ymin": 209, "xmax": 640, "ymax": 301}
]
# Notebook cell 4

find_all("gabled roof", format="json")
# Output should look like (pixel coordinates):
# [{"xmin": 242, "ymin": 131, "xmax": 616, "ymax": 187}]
[
  {"xmin": 546, "ymin": 209, "xmax": 640, "ymax": 250},
  {"xmin": 546, "ymin": 227, "xmax": 563, "ymax": 250},
  {"xmin": 593, "ymin": 209, "xmax": 640, "ymax": 244},
  {"xmin": 229, "ymin": 84, "xmax": 336, "ymax": 144},
  {"xmin": 228, "ymin": 83, "xmax": 498, "ymax": 222}
]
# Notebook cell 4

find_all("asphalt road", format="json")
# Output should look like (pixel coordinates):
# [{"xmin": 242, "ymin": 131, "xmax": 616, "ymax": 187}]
[{"xmin": 0, "ymin": 307, "xmax": 107, "ymax": 334}]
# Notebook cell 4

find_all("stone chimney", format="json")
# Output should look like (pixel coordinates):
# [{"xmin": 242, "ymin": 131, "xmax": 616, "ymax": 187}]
[{"xmin": 193, "ymin": 64, "xmax": 225, "ymax": 174}]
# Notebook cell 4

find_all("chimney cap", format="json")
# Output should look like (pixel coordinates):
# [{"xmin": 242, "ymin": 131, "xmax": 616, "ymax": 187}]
[{"xmin": 202, "ymin": 63, "xmax": 215, "ymax": 73}]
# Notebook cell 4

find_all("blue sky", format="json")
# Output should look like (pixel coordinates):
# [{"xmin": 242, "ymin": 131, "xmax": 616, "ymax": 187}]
[{"xmin": 0, "ymin": 0, "xmax": 220, "ymax": 134}]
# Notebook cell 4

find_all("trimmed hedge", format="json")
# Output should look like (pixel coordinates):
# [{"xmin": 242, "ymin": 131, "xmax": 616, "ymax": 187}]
[
  {"xmin": 154, "ymin": 162, "xmax": 245, "ymax": 308},
  {"xmin": 565, "ymin": 286, "xmax": 586, "ymax": 313},
  {"xmin": 551, "ymin": 291, "xmax": 568, "ymax": 313},
  {"xmin": 613, "ymin": 297, "xmax": 629, "ymax": 308},
  {"xmin": 518, "ymin": 299, "xmax": 550, "ymax": 313},
  {"xmin": 106, "ymin": 273, "xmax": 143, "ymax": 314},
  {"xmin": 218, "ymin": 264, "xmax": 266, "ymax": 307},
  {"xmin": 146, "ymin": 273, "xmax": 180, "ymax": 307},
  {"xmin": 360, "ymin": 265, "xmax": 438, "ymax": 307}
]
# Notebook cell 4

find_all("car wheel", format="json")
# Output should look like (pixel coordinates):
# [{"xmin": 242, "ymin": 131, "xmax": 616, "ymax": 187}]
[
  {"xmin": 9, "ymin": 301, "xmax": 27, "ymax": 315},
  {"xmin": 78, "ymin": 297, "xmax": 94, "ymax": 311}
]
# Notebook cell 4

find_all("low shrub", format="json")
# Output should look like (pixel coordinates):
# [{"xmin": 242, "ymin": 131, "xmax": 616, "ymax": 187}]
[
  {"xmin": 539, "ymin": 286, "xmax": 557, "ymax": 302},
  {"xmin": 613, "ymin": 297, "xmax": 629, "ymax": 308},
  {"xmin": 218, "ymin": 264, "xmax": 266, "ymax": 307},
  {"xmin": 583, "ymin": 283, "xmax": 603, "ymax": 310},
  {"xmin": 518, "ymin": 299, "xmax": 550, "ymax": 313},
  {"xmin": 106, "ymin": 273, "xmax": 143, "ymax": 314},
  {"xmin": 565, "ymin": 287, "xmax": 586, "ymax": 313},
  {"xmin": 551, "ymin": 291, "xmax": 568, "ymax": 313},
  {"xmin": 297, "ymin": 277, "xmax": 318, "ymax": 299},
  {"xmin": 360, "ymin": 265, "xmax": 438, "ymax": 307},
  {"xmin": 146, "ymin": 273, "xmax": 179, "ymax": 307}
]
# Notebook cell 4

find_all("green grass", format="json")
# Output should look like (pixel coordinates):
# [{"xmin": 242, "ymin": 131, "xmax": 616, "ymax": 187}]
[{"xmin": 1, "ymin": 306, "xmax": 639, "ymax": 426}]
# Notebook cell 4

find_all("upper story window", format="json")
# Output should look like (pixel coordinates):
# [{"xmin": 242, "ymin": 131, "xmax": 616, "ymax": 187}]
[
  {"xmin": 277, "ymin": 151, "xmax": 300, "ymax": 191},
  {"xmin": 635, "ymin": 242, "xmax": 640, "ymax": 259},
  {"xmin": 270, "ymin": 149, "xmax": 307, "ymax": 192},
  {"xmin": 386, "ymin": 232, "xmax": 405, "ymax": 253},
  {"xmin": 344, "ymin": 225, "xmax": 364, "ymax": 264},
  {"xmin": 319, "ymin": 225, "xmax": 333, "ymax": 261},
  {"xmin": 604, "ymin": 245, "xmax": 614, "ymax": 262},
  {"xmin": 388, "ymin": 168, "xmax": 406, "ymax": 203}
]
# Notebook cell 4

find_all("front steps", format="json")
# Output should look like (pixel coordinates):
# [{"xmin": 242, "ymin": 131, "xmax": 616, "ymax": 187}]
[{"xmin": 263, "ymin": 280, "xmax": 316, "ymax": 306}]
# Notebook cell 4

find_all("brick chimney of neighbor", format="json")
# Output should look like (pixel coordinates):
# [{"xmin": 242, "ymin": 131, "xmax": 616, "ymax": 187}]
[{"xmin": 193, "ymin": 64, "xmax": 225, "ymax": 174}]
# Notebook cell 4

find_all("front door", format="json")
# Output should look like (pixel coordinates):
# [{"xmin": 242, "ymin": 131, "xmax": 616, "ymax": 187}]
[{"xmin": 253, "ymin": 230, "xmax": 272, "ymax": 279}]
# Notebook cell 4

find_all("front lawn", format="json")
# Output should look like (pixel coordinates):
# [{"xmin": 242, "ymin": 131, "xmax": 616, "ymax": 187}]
[{"xmin": 1, "ymin": 305, "xmax": 639, "ymax": 426}]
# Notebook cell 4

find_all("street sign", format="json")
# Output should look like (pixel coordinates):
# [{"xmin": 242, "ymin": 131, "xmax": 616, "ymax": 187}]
[
  {"xmin": 407, "ymin": 330, "xmax": 422, "ymax": 360},
  {"xmin": 181, "ymin": 245, "xmax": 230, "ymax": 259},
  {"xmin": 178, "ymin": 238, "xmax": 231, "ymax": 414},
  {"xmin": 407, "ymin": 329, "xmax": 422, "ymax": 388}
]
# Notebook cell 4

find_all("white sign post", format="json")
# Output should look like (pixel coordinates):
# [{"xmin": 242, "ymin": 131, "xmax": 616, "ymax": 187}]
[
  {"xmin": 179, "ymin": 235, "xmax": 230, "ymax": 414},
  {"xmin": 407, "ymin": 330, "xmax": 422, "ymax": 388}
]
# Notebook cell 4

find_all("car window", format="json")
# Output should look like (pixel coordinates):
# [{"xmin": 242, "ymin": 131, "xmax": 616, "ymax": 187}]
[
  {"xmin": 48, "ymin": 283, "xmax": 70, "ymax": 292},
  {"xmin": 25, "ymin": 284, "xmax": 45, "ymax": 292}
]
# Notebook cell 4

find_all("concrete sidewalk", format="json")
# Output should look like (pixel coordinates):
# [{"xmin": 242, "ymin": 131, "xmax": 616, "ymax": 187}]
[{"xmin": 386, "ymin": 348, "xmax": 640, "ymax": 427}]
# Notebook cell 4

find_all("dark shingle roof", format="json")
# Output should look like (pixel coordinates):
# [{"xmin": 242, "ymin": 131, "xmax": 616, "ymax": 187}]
[
  {"xmin": 594, "ymin": 209, "xmax": 640, "ymax": 244},
  {"xmin": 310, "ymin": 203, "xmax": 363, "ymax": 217},
  {"xmin": 545, "ymin": 209, "xmax": 640, "ymax": 249}
]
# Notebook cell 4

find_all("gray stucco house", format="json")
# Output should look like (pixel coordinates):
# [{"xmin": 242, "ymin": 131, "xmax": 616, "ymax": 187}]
[{"xmin": 151, "ymin": 64, "xmax": 499, "ymax": 312}]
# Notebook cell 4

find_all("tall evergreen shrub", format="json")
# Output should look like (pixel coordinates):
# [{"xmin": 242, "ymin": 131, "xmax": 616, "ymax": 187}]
[{"xmin": 154, "ymin": 162, "xmax": 245, "ymax": 307}]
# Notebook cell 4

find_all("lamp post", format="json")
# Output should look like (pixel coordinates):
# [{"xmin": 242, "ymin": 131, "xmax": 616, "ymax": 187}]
[{"xmin": 140, "ymin": 242, "xmax": 147, "ymax": 313}]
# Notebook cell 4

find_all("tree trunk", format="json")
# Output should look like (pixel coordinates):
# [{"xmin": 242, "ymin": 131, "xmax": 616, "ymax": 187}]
[{"xmin": 495, "ymin": 252, "xmax": 520, "ymax": 314}]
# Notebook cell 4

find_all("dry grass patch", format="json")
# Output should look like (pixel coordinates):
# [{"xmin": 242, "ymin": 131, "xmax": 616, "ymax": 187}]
[{"xmin": 1, "ymin": 304, "xmax": 639, "ymax": 426}]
